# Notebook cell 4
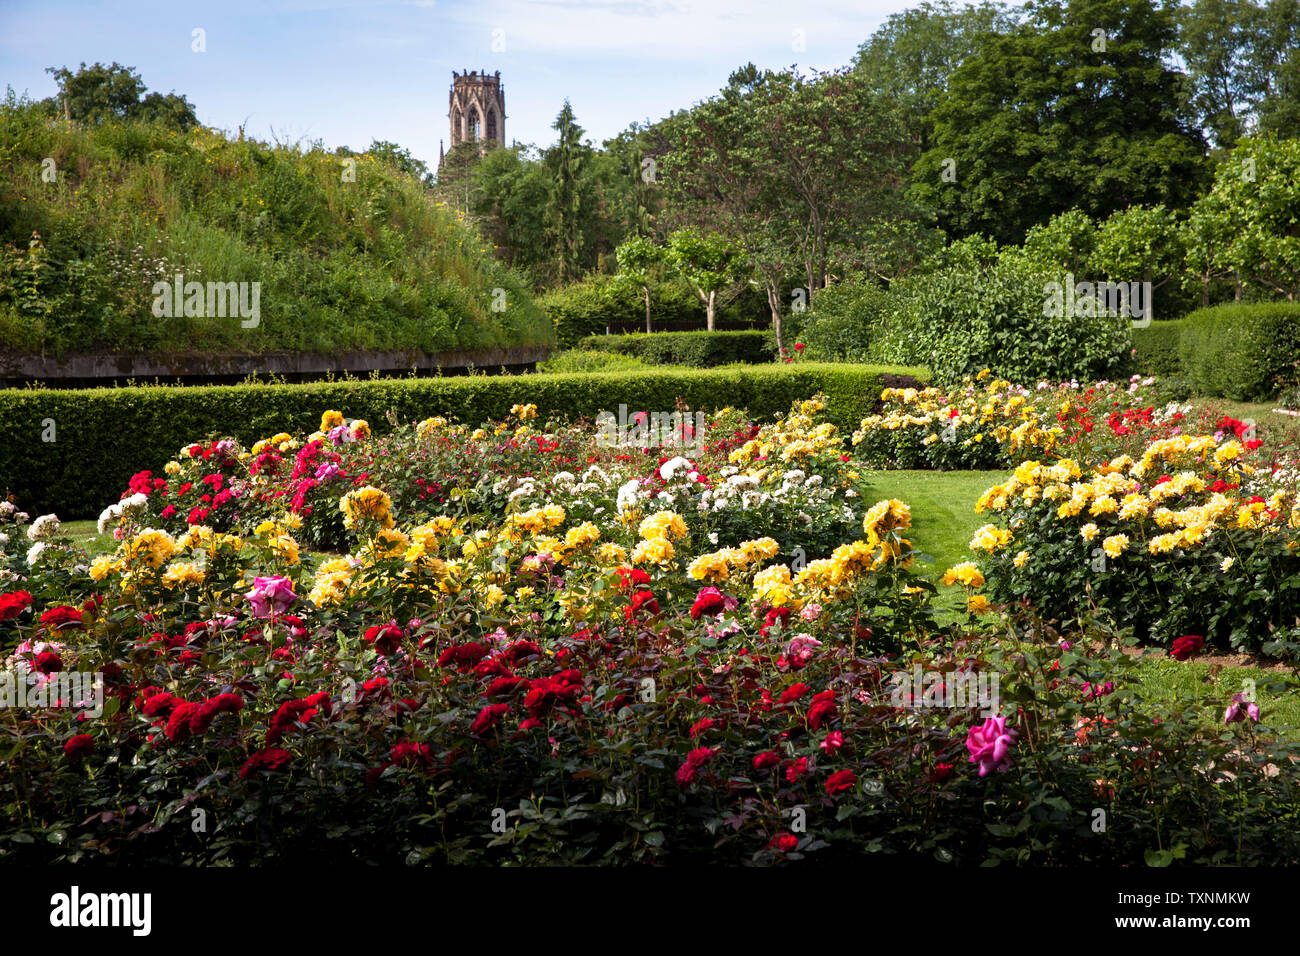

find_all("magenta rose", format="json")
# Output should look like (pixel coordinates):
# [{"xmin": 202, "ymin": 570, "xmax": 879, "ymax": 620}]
[
  {"xmin": 966, "ymin": 715, "xmax": 1018, "ymax": 776},
  {"xmin": 246, "ymin": 576, "xmax": 297, "ymax": 619}
]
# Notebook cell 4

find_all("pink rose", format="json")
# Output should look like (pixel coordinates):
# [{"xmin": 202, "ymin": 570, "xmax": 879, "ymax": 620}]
[
  {"xmin": 966, "ymin": 715, "xmax": 1018, "ymax": 776},
  {"xmin": 246, "ymin": 575, "xmax": 297, "ymax": 619}
]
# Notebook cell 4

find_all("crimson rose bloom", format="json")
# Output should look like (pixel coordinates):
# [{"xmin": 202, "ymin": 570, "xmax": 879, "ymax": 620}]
[
  {"xmin": 64, "ymin": 734, "xmax": 94, "ymax": 760},
  {"xmin": 825, "ymin": 769, "xmax": 858, "ymax": 795},
  {"xmin": 239, "ymin": 747, "xmax": 293, "ymax": 780},
  {"xmin": 0, "ymin": 590, "xmax": 33, "ymax": 621},
  {"xmin": 753, "ymin": 751, "xmax": 781, "ymax": 771},
  {"xmin": 778, "ymin": 683, "xmax": 810, "ymax": 705},
  {"xmin": 33, "ymin": 651, "xmax": 63, "ymax": 674},
  {"xmin": 807, "ymin": 690, "xmax": 838, "ymax": 729},
  {"xmin": 1171, "ymin": 634, "xmax": 1206, "ymax": 661},
  {"xmin": 690, "ymin": 587, "xmax": 728, "ymax": 620},
  {"xmin": 38, "ymin": 605, "xmax": 84, "ymax": 630},
  {"xmin": 768, "ymin": 832, "xmax": 798, "ymax": 852},
  {"xmin": 363, "ymin": 622, "xmax": 405, "ymax": 655},
  {"xmin": 471, "ymin": 703, "xmax": 510, "ymax": 735}
]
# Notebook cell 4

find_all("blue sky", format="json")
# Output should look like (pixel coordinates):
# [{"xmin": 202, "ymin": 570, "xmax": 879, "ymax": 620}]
[{"xmin": 3, "ymin": 0, "xmax": 917, "ymax": 168}]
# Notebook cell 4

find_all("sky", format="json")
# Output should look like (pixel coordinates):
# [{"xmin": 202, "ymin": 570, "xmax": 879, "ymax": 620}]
[{"xmin": 3, "ymin": 0, "xmax": 919, "ymax": 169}]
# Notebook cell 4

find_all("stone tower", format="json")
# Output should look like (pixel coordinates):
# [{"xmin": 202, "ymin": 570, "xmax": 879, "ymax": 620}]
[{"xmin": 441, "ymin": 69, "xmax": 505, "ymax": 164}]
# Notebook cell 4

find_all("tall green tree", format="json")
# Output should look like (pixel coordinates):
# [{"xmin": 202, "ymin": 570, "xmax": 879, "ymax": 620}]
[
  {"xmin": 853, "ymin": 0, "xmax": 1020, "ymax": 150},
  {"xmin": 42, "ymin": 62, "xmax": 198, "ymax": 130},
  {"xmin": 544, "ymin": 101, "xmax": 589, "ymax": 284},
  {"xmin": 911, "ymin": 0, "xmax": 1208, "ymax": 245}
]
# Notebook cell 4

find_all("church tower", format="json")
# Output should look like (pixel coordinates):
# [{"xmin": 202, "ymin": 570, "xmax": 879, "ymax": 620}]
[{"xmin": 440, "ymin": 69, "xmax": 505, "ymax": 165}]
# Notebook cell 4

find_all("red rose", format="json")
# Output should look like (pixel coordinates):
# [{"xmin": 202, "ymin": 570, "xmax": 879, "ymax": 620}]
[
  {"xmin": 1171, "ymin": 634, "xmax": 1206, "ymax": 661},
  {"xmin": 38, "ymin": 605, "xmax": 84, "ymax": 630},
  {"xmin": 785, "ymin": 756, "xmax": 809, "ymax": 782},
  {"xmin": 363, "ymin": 622, "xmax": 405, "ymax": 655},
  {"xmin": 239, "ymin": 747, "xmax": 293, "ymax": 780},
  {"xmin": 471, "ymin": 703, "xmax": 510, "ymax": 736},
  {"xmin": 930, "ymin": 763, "xmax": 954, "ymax": 783},
  {"xmin": 64, "ymin": 734, "xmax": 94, "ymax": 760},
  {"xmin": 0, "ymin": 590, "xmax": 33, "ymax": 621},
  {"xmin": 752, "ymin": 751, "xmax": 781, "ymax": 771},
  {"xmin": 33, "ymin": 651, "xmax": 63, "ymax": 674},
  {"xmin": 390, "ymin": 740, "xmax": 433, "ymax": 768},
  {"xmin": 166, "ymin": 701, "xmax": 204, "ymax": 741},
  {"xmin": 778, "ymin": 683, "xmax": 810, "ymax": 705},
  {"xmin": 688, "ymin": 717, "xmax": 715, "ymax": 737},
  {"xmin": 690, "ymin": 587, "xmax": 728, "ymax": 620},
  {"xmin": 825, "ymin": 769, "xmax": 857, "ymax": 795},
  {"xmin": 768, "ymin": 832, "xmax": 798, "ymax": 852},
  {"xmin": 807, "ymin": 690, "xmax": 838, "ymax": 730}
]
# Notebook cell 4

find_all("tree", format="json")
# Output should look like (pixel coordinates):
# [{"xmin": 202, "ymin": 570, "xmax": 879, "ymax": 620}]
[
  {"xmin": 660, "ymin": 63, "xmax": 918, "ymax": 343},
  {"xmin": 1090, "ymin": 205, "xmax": 1184, "ymax": 308},
  {"xmin": 1178, "ymin": 0, "xmax": 1257, "ymax": 147},
  {"xmin": 1021, "ymin": 209, "xmax": 1098, "ymax": 275},
  {"xmin": 544, "ymin": 101, "xmax": 589, "ymax": 284},
  {"xmin": 664, "ymin": 228, "xmax": 745, "ymax": 331},
  {"xmin": 614, "ymin": 236, "xmax": 665, "ymax": 332},
  {"xmin": 911, "ymin": 0, "xmax": 1209, "ymax": 245},
  {"xmin": 853, "ymin": 0, "xmax": 1020, "ymax": 150},
  {"xmin": 1185, "ymin": 136, "xmax": 1300, "ymax": 301},
  {"xmin": 367, "ymin": 140, "xmax": 431, "ymax": 183},
  {"xmin": 42, "ymin": 62, "xmax": 198, "ymax": 130}
]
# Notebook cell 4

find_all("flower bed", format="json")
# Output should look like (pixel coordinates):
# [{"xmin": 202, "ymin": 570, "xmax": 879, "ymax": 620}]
[{"xmin": 2, "ymin": 394, "xmax": 1299, "ymax": 865}]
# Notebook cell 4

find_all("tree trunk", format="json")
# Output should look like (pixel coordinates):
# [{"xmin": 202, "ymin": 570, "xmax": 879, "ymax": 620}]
[
  {"xmin": 644, "ymin": 286, "xmax": 652, "ymax": 334},
  {"xmin": 706, "ymin": 290, "xmax": 716, "ymax": 332},
  {"xmin": 766, "ymin": 281, "xmax": 784, "ymax": 357}
]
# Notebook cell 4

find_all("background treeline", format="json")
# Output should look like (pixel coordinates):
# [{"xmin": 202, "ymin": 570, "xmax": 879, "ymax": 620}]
[{"xmin": 435, "ymin": 0, "xmax": 1300, "ymax": 376}]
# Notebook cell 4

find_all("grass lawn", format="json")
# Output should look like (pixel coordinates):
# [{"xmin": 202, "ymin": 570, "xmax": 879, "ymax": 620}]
[{"xmin": 863, "ymin": 468, "xmax": 1300, "ymax": 740}]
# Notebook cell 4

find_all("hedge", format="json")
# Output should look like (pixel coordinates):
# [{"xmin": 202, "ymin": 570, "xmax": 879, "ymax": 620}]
[
  {"xmin": 1130, "ymin": 320, "xmax": 1187, "ymax": 377},
  {"xmin": 0, "ymin": 363, "xmax": 929, "ymax": 520},
  {"xmin": 576, "ymin": 330, "xmax": 777, "ymax": 366},
  {"xmin": 1178, "ymin": 303, "xmax": 1300, "ymax": 400}
]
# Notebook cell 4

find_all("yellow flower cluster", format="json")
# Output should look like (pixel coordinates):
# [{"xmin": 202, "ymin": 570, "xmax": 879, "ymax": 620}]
[
  {"xmin": 341, "ymin": 487, "xmax": 395, "ymax": 531},
  {"xmin": 310, "ymin": 557, "xmax": 358, "ymax": 607},
  {"xmin": 686, "ymin": 537, "xmax": 780, "ymax": 583},
  {"xmin": 729, "ymin": 395, "xmax": 844, "ymax": 466}
]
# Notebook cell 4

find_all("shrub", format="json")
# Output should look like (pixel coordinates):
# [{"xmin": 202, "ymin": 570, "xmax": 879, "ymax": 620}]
[
  {"xmin": 542, "ymin": 275, "xmax": 769, "ymax": 346},
  {"xmin": 0, "ymin": 363, "xmax": 929, "ymax": 519},
  {"xmin": 1178, "ymin": 303, "xmax": 1300, "ymax": 400},
  {"xmin": 536, "ymin": 350, "xmax": 648, "ymax": 374},
  {"xmin": 973, "ymin": 441, "xmax": 1300, "ymax": 659},
  {"xmin": 576, "ymin": 330, "xmax": 776, "ymax": 366},
  {"xmin": 797, "ymin": 278, "xmax": 891, "ymax": 363},
  {"xmin": 1130, "ymin": 320, "xmax": 1186, "ymax": 377},
  {"xmin": 893, "ymin": 253, "xmax": 1134, "ymax": 385}
]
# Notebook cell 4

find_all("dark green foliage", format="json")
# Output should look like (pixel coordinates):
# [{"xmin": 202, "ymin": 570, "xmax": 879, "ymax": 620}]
[
  {"xmin": 576, "ymin": 330, "xmax": 776, "ymax": 366},
  {"xmin": 0, "ymin": 363, "xmax": 928, "ymax": 519},
  {"xmin": 1178, "ymin": 302, "xmax": 1300, "ymax": 399},
  {"xmin": 1130, "ymin": 319, "xmax": 1186, "ymax": 376}
]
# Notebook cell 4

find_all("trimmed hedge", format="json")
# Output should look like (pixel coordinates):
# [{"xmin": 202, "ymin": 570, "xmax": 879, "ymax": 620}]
[
  {"xmin": 1130, "ymin": 320, "xmax": 1187, "ymax": 377},
  {"xmin": 576, "ymin": 330, "xmax": 777, "ymax": 366},
  {"xmin": 0, "ymin": 363, "xmax": 929, "ymax": 519},
  {"xmin": 1178, "ymin": 303, "xmax": 1300, "ymax": 400}
]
